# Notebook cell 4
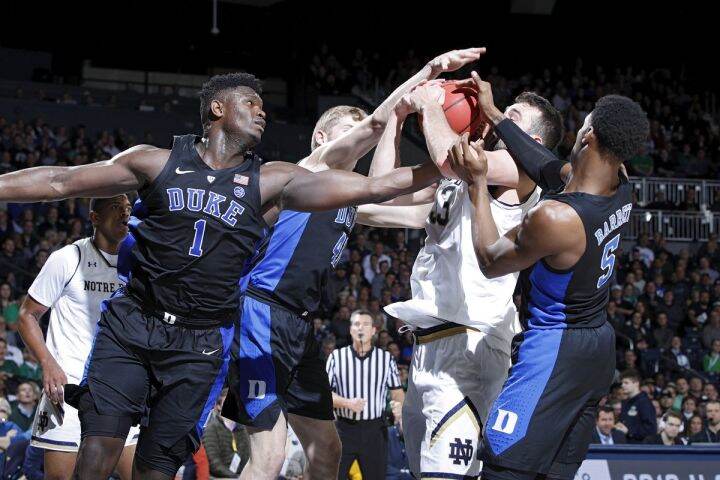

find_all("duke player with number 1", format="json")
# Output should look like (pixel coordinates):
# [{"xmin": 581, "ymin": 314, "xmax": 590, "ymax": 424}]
[
  {"xmin": 449, "ymin": 72, "xmax": 649, "ymax": 480},
  {"xmin": 0, "ymin": 73, "xmax": 440, "ymax": 479}
]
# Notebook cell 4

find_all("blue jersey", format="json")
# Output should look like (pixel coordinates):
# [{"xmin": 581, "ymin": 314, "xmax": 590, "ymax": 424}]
[
  {"xmin": 244, "ymin": 206, "xmax": 357, "ymax": 313},
  {"xmin": 519, "ymin": 173, "xmax": 633, "ymax": 329},
  {"xmin": 118, "ymin": 134, "xmax": 264, "ymax": 326}
]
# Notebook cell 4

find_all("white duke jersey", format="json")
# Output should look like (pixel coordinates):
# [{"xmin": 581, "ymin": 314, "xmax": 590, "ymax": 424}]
[
  {"xmin": 385, "ymin": 179, "xmax": 540, "ymax": 350},
  {"xmin": 28, "ymin": 237, "xmax": 123, "ymax": 384}
]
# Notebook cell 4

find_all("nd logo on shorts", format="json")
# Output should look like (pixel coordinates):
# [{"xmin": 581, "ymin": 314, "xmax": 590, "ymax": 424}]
[{"xmin": 491, "ymin": 409, "xmax": 519, "ymax": 434}]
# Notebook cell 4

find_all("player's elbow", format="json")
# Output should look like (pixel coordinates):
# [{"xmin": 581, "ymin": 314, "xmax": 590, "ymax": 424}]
[{"xmin": 474, "ymin": 250, "xmax": 501, "ymax": 279}]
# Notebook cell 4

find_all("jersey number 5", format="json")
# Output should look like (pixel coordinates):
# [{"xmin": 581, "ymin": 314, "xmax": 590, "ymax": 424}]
[
  {"xmin": 597, "ymin": 233, "xmax": 620, "ymax": 289},
  {"xmin": 189, "ymin": 219, "xmax": 207, "ymax": 257}
]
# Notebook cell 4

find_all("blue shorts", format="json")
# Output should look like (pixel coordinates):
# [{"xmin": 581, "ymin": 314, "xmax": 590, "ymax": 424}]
[
  {"xmin": 223, "ymin": 294, "xmax": 333, "ymax": 429},
  {"xmin": 481, "ymin": 322, "xmax": 616, "ymax": 480}
]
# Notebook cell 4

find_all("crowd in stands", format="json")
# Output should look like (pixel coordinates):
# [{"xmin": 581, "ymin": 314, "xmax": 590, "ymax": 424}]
[{"xmin": 307, "ymin": 44, "xmax": 719, "ymax": 180}]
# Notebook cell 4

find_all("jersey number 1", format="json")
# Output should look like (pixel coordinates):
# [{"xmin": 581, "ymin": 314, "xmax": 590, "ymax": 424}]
[
  {"xmin": 597, "ymin": 233, "xmax": 620, "ymax": 289},
  {"xmin": 189, "ymin": 219, "xmax": 206, "ymax": 257}
]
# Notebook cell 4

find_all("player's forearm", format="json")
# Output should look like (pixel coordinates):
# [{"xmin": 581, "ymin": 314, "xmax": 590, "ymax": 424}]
[
  {"xmin": 380, "ymin": 185, "xmax": 437, "ymax": 206},
  {"xmin": 18, "ymin": 306, "xmax": 54, "ymax": 367},
  {"xmin": 493, "ymin": 118, "xmax": 568, "ymax": 191},
  {"xmin": 419, "ymin": 102, "xmax": 459, "ymax": 167},
  {"xmin": 372, "ymin": 63, "xmax": 435, "ymax": 126},
  {"xmin": 0, "ymin": 167, "xmax": 68, "ymax": 202},
  {"xmin": 368, "ymin": 112, "xmax": 403, "ymax": 177},
  {"xmin": 468, "ymin": 180, "xmax": 501, "ymax": 274},
  {"xmin": 282, "ymin": 162, "xmax": 441, "ymax": 212},
  {"xmin": 357, "ymin": 203, "xmax": 431, "ymax": 229}
]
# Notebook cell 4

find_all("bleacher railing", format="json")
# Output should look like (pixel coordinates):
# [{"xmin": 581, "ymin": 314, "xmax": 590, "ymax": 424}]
[
  {"xmin": 631, "ymin": 176, "xmax": 720, "ymax": 207},
  {"xmin": 625, "ymin": 177, "xmax": 720, "ymax": 241}
]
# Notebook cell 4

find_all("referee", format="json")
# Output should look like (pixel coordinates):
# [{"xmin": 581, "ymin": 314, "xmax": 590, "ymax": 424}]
[{"xmin": 326, "ymin": 309, "xmax": 404, "ymax": 479}]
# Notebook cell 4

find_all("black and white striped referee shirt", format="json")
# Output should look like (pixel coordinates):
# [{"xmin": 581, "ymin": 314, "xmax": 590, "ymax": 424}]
[{"xmin": 326, "ymin": 345, "xmax": 402, "ymax": 420}]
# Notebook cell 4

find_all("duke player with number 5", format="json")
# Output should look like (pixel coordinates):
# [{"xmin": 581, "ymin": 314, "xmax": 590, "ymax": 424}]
[
  {"xmin": 449, "ymin": 72, "xmax": 648, "ymax": 480},
  {"xmin": 0, "ymin": 72, "xmax": 440, "ymax": 479}
]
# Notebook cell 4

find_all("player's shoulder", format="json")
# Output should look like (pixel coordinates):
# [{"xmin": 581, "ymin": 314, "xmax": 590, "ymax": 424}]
[
  {"xmin": 522, "ymin": 199, "xmax": 583, "ymax": 246},
  {"xmin": 117, "ymin": 144, "xmax": 170, "ymax": 160},
  {"xmin": 527, "ymin": 199, "xmax": 579, "ymax": 226},
  {"xmin": 48, "ymin": 240, "xmax": 85, "ymax": 262}
]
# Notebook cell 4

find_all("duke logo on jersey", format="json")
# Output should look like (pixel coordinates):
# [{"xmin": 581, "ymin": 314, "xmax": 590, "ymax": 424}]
[{"xmin": 166, "ymin": 187, "xmax": 246, "ymax": 227}]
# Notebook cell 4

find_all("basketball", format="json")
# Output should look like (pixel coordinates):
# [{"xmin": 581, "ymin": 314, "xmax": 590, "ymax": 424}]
[{"xmin": 441, "ymin": 81, "xmax": 482, "ymax": 135}]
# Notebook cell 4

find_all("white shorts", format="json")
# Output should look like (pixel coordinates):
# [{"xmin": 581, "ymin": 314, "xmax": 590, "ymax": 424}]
[
  {"xmin": 30, "ymin": 394, "xmax": 140, "ymax": 452},
  {"xmin": 402, "ymin": 325, "xmax": 511, "ymax": 479}
]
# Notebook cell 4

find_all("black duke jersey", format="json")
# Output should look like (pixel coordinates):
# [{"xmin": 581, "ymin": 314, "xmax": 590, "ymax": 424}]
[{"xmin": 118, "ymin": 134, "xmax": 265, "ymax": 326}]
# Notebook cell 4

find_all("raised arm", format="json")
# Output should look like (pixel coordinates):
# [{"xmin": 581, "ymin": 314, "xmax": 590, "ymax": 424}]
[
  {"xmin": 269, "ymin": 161, "xmax": 441, "ymax": 213},
  {"xmin": 0, "ymin": 145, "xmax": 167, "ymax": 202},
  {"xmin": 467, "ymin": 71, "xmax": 571, "ymax": 191},
  {"xmin": 299, "ymin": 48, "xmax": 485, "ymax": 173},
  {"xmin": 403, "ymin": 83, "xmax": 529, "ymax": 188}
]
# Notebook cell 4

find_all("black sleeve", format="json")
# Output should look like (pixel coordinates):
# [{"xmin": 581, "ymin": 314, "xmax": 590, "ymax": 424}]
[{"xmin": 494, "ymin": 118, "xmax": 568, "ymax": 192}]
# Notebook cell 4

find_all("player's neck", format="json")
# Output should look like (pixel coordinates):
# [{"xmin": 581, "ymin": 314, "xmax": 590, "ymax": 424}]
[
  {"xmin": 565, "ymin": 153, "xmax": 619, "ymax": 196},
  {"xmin": 93, "ymin": 232, "xmax": 120, "ymax": 255},
  {"xmin": 199, "ymin": 130, "xmax": 251, "ymax": 170}
]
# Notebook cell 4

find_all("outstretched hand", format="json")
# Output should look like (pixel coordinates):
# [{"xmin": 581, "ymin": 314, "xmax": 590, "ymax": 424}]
[
  {"xmin": 456, "ymin": 71, "xmax": 504, "ymax": 125},
  {"xmin": 449, "ymin": 133, "xmax": 488, "ymax": 184},
  {"xmin": 429, "ymin": 47, "xmax": 486, "ymax": 75},
  {"xmin": 395, "ymin": 81, "xmax": 445, "ymax": 116}
]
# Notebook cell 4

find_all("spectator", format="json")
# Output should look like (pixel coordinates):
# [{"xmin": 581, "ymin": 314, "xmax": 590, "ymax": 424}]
[
  {"xmin": 685, "ymin": 414, "xmax": 705, "ymax": 442},
  {"xmin": 617, "ymin": 370, "xmax": 657, "ymax": 443},
  {"xmin": 703, "ymin": 315, "xmax": 720, "ymax": 350},
  {"xmin": 0, "ymin": 338, "xmax": 19, "ymax": 383},
  {"xmin": 202, "ymin": 388, "xmax": 250, "ymax": 478},
  {"xmin": 386, "ymin": 424, "xmax": 413, "ymax": 480},
  {"xmin": 680, "ymin": 396, "xmax": 698, "ymax": 423},
  {"xmin": 0, "ymin": 397, "xmax": 22, "ymax": 467},
  {"xmin": 704, "ymin": 339, "xmax": 720, "ymax": 374},
  {"xmin": 664, "ymin": 336, "xmax": 690, "ymax": 371},
  {"xmin": 653, "ymin": 312, "xmax": 675, "ymax": 350},
  {"xmin": 8, "ymin": 382, "xmax": 38, "ymax": 432},
  {"xmin": 643, "ymin": 411, "xmax": 686, "ymax": 445},
  {"xmin": 591, "ymin": 406, "xmax": 627, "ymax": 444},
  {"xmin": 689, "ymin": 400, "xmax": 720, "ymax": 443},
  {"xmin": 0, "ymin": 283, "xmax": 19, "ymax": 327}
]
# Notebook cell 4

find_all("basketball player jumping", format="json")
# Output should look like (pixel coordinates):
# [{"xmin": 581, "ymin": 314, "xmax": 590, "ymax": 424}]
[
  {"xmin": 357, "ymin": 80, "xmax": 564, "ymax": 480},
  {"xmin": 0, "ymin": 72, "xmax": 440, "ymax": 479},
  {"xmin": 230, "ymin": 48, "xmax": 485, "ymax": 480},
  {"xmin": 19, "ymin": 195, "xmax": 140, "ymax": 480},
  {"xmin": 449, "ymin": 72, "xmax": 648, "ymax": 480}
]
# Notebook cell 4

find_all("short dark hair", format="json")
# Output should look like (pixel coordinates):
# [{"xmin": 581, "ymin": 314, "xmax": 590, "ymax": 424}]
[
  {"xmin": 89, "ymin": 195, "xmax": 128, "ymax": 213},
  {"xmin": 663, "ymin": 410, "xmax": 683, "ymax": 424},
  {"xmin": 596, "ymin": 405, "xmax": 615, "ymax": 419},
  {"xmin": 199, "ymin": 73, "xmax": 262, "ymax": 134},
  {"xmin": 591, "ymin": 95, "xmax": 649, "ymax": 162},
  {"xmin": 514, "ymin": 92, "xmax": 564, "ymax": 151},
  {"xmin": 350, "ymin": 308, "xmax": 374, "ymax": 322},
  {"xmin": 621, "ymin": 369, "xmax": 641, "ymax": 383}
]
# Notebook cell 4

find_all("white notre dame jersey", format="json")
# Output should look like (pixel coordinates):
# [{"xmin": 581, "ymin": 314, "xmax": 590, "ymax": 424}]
[
  {"xmin": 28, "ymin": 237, "xmax": 123, "ymax": 384},
  {"xmin": 385, "ymin": 179, "xmax": 540, "ymax": 350}
]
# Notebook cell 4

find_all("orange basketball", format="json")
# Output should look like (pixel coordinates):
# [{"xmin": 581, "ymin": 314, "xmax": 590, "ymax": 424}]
[{"xmin": 441, "ymin": 81, "xmax": 482, "ymax": 135}]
